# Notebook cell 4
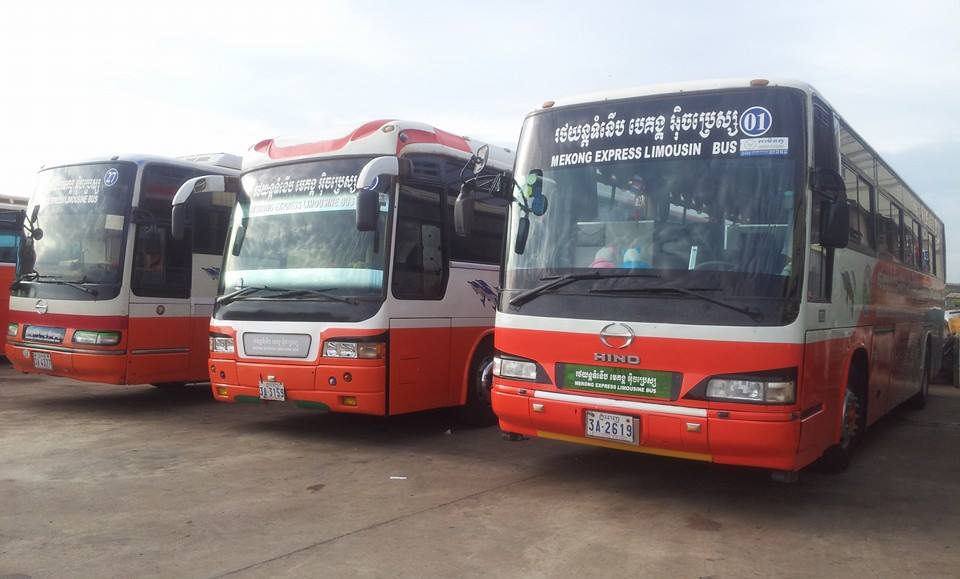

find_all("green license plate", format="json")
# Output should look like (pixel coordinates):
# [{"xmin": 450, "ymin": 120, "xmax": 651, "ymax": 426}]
[{"xmin": 557, "ymin": 363, "xmax": 679, "ymax": 399}]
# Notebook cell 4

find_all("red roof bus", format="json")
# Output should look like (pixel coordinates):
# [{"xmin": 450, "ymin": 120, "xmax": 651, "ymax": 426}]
[
  {"xmin": 490, "ymin": 79, "xmax": 946, "ymax": 477},
  {"xmin": 171, "ymin": 120, "xmax": 513, "ymax": 422},
  {"xmin": 6, "ymin": 155, "xmax": 241, "ymax": 386},
  {"xmin": 0, "ymin": 198, "xmax": 27, "ymax": 355}
]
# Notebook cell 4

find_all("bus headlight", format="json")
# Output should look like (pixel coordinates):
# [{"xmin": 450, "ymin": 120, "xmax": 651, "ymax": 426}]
[
  {"xmin": 7, "ymin": 323, "xmax": 17, "ymax": 337},
  {"xmin": 706, "ymin": 377, "xmax": 795, "ymax": 404},
  {"xmin": 323, "ymin": 341, "xmax": 384, "ymax": 359},
  {"xmin": 493, "ymin": 355, "xmax": 538, "ymax": 381},
  {"xmin": 209, "ymin": 335, "xmax": 235, "ymax": 354},
  {"xmin": 73, "ymin": 330, "xmax": 121, "ymax": 346}
]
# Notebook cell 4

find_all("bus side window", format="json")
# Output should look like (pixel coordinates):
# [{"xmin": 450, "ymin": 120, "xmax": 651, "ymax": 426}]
[
  {"xmin": 192, "ymin": 205, "xmax": 232, "ymax": 255},
  {"xmin": 445, "ymin": 162, "xmax": 506, "ymax": 265},
  {"xmin": 808, "ymin": 102, "xmax": 838, "ymax": 302},
  {"xmin": 393, "ymin": 181, "xmax": 447, "ymax": 299},
  {"xmin": 131, "ymin": 164, "xmax": 197, "ymax": 299}
]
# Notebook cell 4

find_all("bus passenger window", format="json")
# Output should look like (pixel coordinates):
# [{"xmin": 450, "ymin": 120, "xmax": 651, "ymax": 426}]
[{"xmin": 393, "ymin": 182, "xmax": 446, "ymax": 299}]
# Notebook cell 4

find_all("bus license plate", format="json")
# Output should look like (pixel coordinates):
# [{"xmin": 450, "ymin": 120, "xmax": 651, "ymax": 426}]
[
  {"xmin": 585, "ymin": 410, "xmax": 638, "ymax": 445},
  {"xmin": 32, "ymin": 351, "xmax": 53, "ymax": 371},
  {"xmin": 259, "ymin": 379, "xmax": 286, "ymax": 401}
]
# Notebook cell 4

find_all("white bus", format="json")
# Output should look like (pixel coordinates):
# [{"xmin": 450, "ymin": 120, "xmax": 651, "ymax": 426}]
[
  {"xmin": 7, "ymin": 154, "xmax": 240, "ymax": 386},
  {"xmin": 487, "ymin": 79, "xmax": 945, "ymax": 476},
  {"xmin": 173, "ymin": 120, "xmax": 513, "ymax": 423}
]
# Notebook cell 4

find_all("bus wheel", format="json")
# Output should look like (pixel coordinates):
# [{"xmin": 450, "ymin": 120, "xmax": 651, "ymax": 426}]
[
  {"xmin": 456, "ymin": 342, "xmax": 497, "ymax": 427},
  {"xmin": 818, "ymin": 382, "xmax": 863, "ymax": 472},
  {"xmin": 906, "ymin": 345, "xmax": 930, "ymax": 410},
  {"xmin": 151, "ymin": 382, "xmax": 187, "ymax": 389}
]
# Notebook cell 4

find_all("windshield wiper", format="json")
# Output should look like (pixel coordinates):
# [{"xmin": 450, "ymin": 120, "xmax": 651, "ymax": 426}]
[
  {"xmin": 267, "ymin": 288, "xmax": 359, "ymax": 306},
  {"xmin": 216, "ymin": 285, "xmax": 287, "ymax": 305},
  {"xmin": 20, "ymin": 274, "xmax": 99, "ymax": 297},
  {"xmin": 588, "ymin": 285, "xmax": 763, "ymax": 322},
  {"xmin": 217, "ymin": 286, "xmax": 359, "ymax": 306},
  {"xmin": 509, "ymin": 271, "xmax": 660, "ymax": 308}
]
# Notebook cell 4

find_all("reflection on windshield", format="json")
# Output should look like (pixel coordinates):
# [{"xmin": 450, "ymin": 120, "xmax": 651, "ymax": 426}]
[
  {"xmin": 515, "ymin": 157, "xmax": 797, "ymax": 276},
  {"xmin": 223, "ymin": 158, "xmax": 389, "ymax": 297},
  {"xmin": 29, "ymin": 163, "xmax": 135, "ymax": 284}
]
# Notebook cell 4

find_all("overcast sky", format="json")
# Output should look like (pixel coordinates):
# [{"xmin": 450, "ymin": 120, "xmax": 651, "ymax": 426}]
[{"xmin": 1, "ymin": 1, "xmax": 958, "ymax": 277}]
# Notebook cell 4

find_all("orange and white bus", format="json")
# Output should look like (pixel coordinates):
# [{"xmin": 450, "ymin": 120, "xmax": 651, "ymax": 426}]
[
  {"xmin": 6, "ymin": 154, "xmax": 241, "ymax": 386},
  {"xmin": 0, "ymin": 197, "xmax": 27, "ymax": 354},
  {"xmin": 488, "ymin": 80, "xmax": 945, "ymax": 477},
  {"xmin": 172, "ymin": 120, "xmax": 513, "ymax": 422}
]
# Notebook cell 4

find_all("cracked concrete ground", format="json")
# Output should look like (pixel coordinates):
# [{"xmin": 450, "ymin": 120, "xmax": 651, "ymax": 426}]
[{"xmin": 1, "ymin": 365, "xmax": 958, "ymax": 579}]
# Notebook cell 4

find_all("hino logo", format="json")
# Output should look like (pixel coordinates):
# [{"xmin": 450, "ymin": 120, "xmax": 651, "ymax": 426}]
[
  {"xmin": 35, "ymin": 300, "xmax": 48, "ymax": 315},
  {"xmin": 594, "ymin": 353, "xmax": 640, "ymax": 365},
  {"xmin": 599, "ymin": 322, "xmax": 635, "ymax": 349}
]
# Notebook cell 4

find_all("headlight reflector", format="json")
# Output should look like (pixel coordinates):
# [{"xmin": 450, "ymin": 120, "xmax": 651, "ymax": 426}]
[
  {"xmin": 7, "ymin": 323, "xmax": 17, "ymax": 337},
  {"xmin": 209, "ymin": 335, "xmax": 235, "ymax": 353},
  {"xmin": 323, "ymin": 341, "xmax": 384, "ymax": 359},
  {"xmin": 493, "ymin": 355, "xmax": 538, "ymax": 381},
  {"xmin": 706, "ymin": 378, "xmax": 795, "ymax": 404},
  {"xmin": 73, "ymin": 330, "xmax": 121, "ymax": 346}
]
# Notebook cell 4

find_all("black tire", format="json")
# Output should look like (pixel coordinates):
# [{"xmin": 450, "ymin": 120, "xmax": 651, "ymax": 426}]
[
  {"xmin": 456, "ymin": 341, "xmax": 497, "ymax": 427},
  {"xmin": 817, "ymin": 372, "xmax": 864, "ymax": 473},
  {"xmin": 906, "ymin": 343, "xmax": 930, "ymax": 410},
  {"xmin": 151, "ymin": 382, "xmax": 187, "ymax": 389}
]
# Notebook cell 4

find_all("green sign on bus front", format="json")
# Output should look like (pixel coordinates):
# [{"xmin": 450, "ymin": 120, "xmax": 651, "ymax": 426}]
[{"xmin": 557, "ymin": 363, "xmax": 676, "ymax": 399}]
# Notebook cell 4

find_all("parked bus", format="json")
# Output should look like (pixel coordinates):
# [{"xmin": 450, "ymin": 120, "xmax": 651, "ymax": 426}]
[
  {"xmin": 6, "ymin": 154, "xmax": 241, "ymax": 386},
  {"xmin": 171, "ymin": 120, "xmax": 513, "ymax": 423},
  {"xmin": 0, "ymin": 197, "xmax": 27, "ymax": 354},
  {"xmin": 487, "ymin": 79, "xmax": 945, "ymax": 476}
]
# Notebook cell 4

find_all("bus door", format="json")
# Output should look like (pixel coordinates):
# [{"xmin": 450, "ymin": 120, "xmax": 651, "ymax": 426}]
[
  {"xmin": 127, "ymin": 165, "xmax": 197, "ymax": 384},
  {"xmin": 387, "ymin": 173, "xmax": 451, "ymax": 414}
]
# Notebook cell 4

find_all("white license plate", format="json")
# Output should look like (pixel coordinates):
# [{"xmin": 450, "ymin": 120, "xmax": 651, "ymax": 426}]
[
  {"xmin": 259, "ymin": 380, "xmax": 286, "ymax": 401},
  {"xmin": 585, "ymin": 410, "xmax": 638, "ymax": 445},
  {"xmin": 32, "ymin": 351, "xmax": 53, "ymax": 371}
]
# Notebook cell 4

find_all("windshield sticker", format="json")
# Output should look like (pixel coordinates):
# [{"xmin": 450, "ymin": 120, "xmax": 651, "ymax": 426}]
[
  {"xmin": 103, "ymin": 168, "xmax": 120, "ymax": 187},
  {"xmin": 104, "ymin": 214, "xmax": 124, "ymax": 230},
  {"xmin": 250, "ymin": 194, "xmax": 360, "ymax": 217},
  {"xmin": 42, "ymin": 177, "xmax": 102, "ymax": 205},
  {"xmin": 738, "ymin": 107, "xmax": 772, "ymax": 137},
  {"xmin": 540, "ymin": 91, "xmax": 801, "ymax": 169},
  {"xmin": 250, "ymin": 173, "xmax": 358, "ymax": 200},
  {"xmin": 740, "ymin": 137, "xmax": 789, "ymax": 157}
]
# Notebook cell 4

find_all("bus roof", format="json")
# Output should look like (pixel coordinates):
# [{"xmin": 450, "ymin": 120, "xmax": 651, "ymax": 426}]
[
  {"xmin": 39, "ymin": 153, "xmax": 241, "ymax": 174},
  {"xmin": 245, "ymin": 119, "xmax": 514, "ymax": 173}
]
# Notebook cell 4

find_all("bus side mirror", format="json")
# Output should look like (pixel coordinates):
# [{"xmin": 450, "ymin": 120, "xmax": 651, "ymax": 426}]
[
  {"xmin": 172, "ymin": 175, "xmax": 239, "ymax": 241},
  {"xmin": 514, "ymin": 215, "xmax": 530, "ymax": 255},
  {"xmin": 454, "ymin": 183, "xmax": 476, "ymax": 237},
  {"xmin": 820, "ymin": 197, "xmax": 850, "ymax": 249},
  {"xmin": 356, "ymin": 156, "xmax": 407, "ymax": 232}
]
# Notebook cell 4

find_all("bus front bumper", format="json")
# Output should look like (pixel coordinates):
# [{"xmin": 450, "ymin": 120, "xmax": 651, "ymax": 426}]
[
  {"xmin": 5, "ymin": 342, "xmax": 128, "ymax": 385},
  {"xmin": 207, "ymin": 358, "xmax": 387, "ymax": 415},
  {"xmin": 492, "ymin": 384, "xmax": 802, "ymax": 471}
]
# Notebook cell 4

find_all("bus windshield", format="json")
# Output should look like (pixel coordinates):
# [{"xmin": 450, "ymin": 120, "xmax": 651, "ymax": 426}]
[
  {"xmin": 28, "ymin": 163, "xmax": 136, "ymax": 286},
  {"xmin": 504, "ymin": 88, "xmax": 807, "ymax": 323},
  {"xmin": 223, "ymin": 157, "xmax": 389, "ymax": 299}
]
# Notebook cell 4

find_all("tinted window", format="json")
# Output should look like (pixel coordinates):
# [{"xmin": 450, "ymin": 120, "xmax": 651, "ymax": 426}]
[
  {"xmin": 393, "ymin": 158, "xmax": 447, "ymax": 299},
  {"xmin": 844, "ymin": 165, "xmax": 873, "ymax": 248},
  {"xmin": 131, "ymin": 164, "xmax": 201, "ymax": 298},
  {"xmin": 445, "ymin": 161, "xmax": 506, "ymax": 265}
]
